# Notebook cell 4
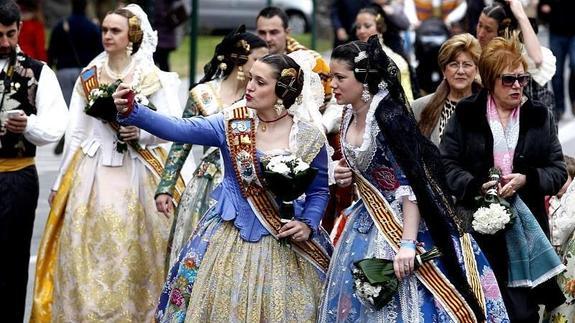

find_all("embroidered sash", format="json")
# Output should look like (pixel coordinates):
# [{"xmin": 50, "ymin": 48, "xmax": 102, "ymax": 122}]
[
  {"xmin": 353, "ymin": 172, "xmax": 480, "ymax": 322},
  {"xmin": 190, "ymin": 80, "xmax": 224, "ymax": 116},
  {"xmin": 225, "ymin": 106, "xmax": 330, "ymax": 273}
]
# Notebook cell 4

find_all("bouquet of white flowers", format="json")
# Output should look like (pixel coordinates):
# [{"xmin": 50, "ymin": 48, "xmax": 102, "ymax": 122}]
[
  {"xmin": 472, "ymin": 168, "xmax": 516, "ymax": 235},
  {"xmin": 85, "ymin": 81, "xmax": 155, "ymax": 153},
  {"xmin": 352, "ymin": 247, "xmax": 442, "ymax": 309},
  {"xmin": 261, "ymin": 154, "xmax": 318, "ymax": 222},
  {"xmin": 85, "ymin": 80, "xmax": 123, "ymax": 123}
]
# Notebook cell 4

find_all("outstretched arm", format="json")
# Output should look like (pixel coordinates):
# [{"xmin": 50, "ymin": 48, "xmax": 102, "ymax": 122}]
[
  {"xmin": 117, "ymin": 103, "xmax": 225, "ymax": 148},
  {"xmin": 114, "ymin": 83, "xmax": 225, "ymax": 147}
]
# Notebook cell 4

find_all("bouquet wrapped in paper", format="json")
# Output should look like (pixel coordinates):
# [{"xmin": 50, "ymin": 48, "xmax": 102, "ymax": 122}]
[
  {"xmin": 352, "ymin": 247, "xmax": 442, "ymax": 310},
  {"xmin": 472, "ymin": 167, "xmax": 516, "ymax": 235},
  {"xmin": 261, "ymin": 154, "xmax": 318, "ymax": 222}
]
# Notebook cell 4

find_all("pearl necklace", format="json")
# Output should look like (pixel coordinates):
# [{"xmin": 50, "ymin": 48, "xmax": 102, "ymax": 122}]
[{"xmin": 103, "ymin": 58, "xmax": 135, "ymax": 81}]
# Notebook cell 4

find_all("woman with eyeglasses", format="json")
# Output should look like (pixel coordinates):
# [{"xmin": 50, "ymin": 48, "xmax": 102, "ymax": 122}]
[
  {"xmin": 413, "ymin": 33, "xmax": 481, "ymax": 146},
  {"xmin": 440, "ymin": 36, "xmax": 567, "ymax": 322}
]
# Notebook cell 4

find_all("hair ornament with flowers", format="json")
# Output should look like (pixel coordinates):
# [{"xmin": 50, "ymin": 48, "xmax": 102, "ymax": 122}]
[{"xmin": 127, "ymin": 15, "xmax": 143, "ymax": 43}]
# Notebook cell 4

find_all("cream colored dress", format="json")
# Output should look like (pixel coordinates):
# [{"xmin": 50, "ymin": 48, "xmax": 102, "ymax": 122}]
[{"xmin": 49, "ymin": 58, "xmax": 181, "ymax": 322}]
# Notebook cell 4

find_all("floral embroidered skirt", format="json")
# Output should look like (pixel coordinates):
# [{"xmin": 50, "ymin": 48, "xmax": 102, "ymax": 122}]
[
  {"xmin": 544, "ymin": 229, "xmax": 575, "ymax": 322},
  {"xmin": 318, "ymin": 200, "xmax": 509, "ymax": 322},
  {"xmin": 166, "ymin": 149, "xmax": 222, "ymax": 269},
  {"xmin": 51, "ymin": 152, "xmax": 171, "ymax": 322},
  {"xmin": 157, "ymin": 208, "xmax": 324, "ymax": 322}
]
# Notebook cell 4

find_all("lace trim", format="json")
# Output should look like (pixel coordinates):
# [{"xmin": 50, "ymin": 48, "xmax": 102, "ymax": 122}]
[
  {"xmin": 395, "ymin": 185, "xmax": 417, "ymax": 202},
  {"xmin": 342, "ymin": 90, "xmax": 388, "ymax": 172}
]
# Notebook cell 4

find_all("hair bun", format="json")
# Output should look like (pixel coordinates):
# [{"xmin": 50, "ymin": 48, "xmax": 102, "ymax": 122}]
[{"xmin": 277, "ymin": 67, "xmax": 303, "ymax": 102}]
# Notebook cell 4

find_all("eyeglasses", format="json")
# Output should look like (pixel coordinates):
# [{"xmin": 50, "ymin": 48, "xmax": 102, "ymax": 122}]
[
  {"xmin": 446, "ymin": 61, "xmax": 475, "ymax": 71},
  {"xmin": 499, "ymin": 73, "xmax": 530, "ymax": 87}
]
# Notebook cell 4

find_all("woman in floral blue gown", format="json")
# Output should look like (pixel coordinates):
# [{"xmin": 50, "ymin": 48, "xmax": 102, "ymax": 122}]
[{"xmin": 319, "ymin": 37, "xmax": 509, "ymax": 322}]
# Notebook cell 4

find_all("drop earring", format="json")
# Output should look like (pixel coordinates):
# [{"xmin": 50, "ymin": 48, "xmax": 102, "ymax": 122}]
[
  {"xmin": 361, "ymin": 83, "xmax": 371, "ymax": 103},
  {"xmin": 237, "ymin": 65, "xmax": 245, "ymax": 81},
  {"xmin": 274, "ymin": 99, "xmax": 284, "ymax": 115},
  {"xmin": 126, "ymin": 42, "xmax": 133, "ymax": 56}
]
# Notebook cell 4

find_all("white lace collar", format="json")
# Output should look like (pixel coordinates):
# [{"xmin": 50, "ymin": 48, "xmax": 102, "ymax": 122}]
[{"xmin": 343, "ymin": 89, "xmax": 388, "ymax": 152}]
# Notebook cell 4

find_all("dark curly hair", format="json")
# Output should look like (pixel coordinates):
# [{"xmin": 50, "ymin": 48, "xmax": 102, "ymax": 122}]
[
  {"xmin": 258, "ymin": 53, "xmax": 304, "ymax": 109},
  {"xmin": 0, "ymin": 0, "xmax": 20, "ymax": 26},
  {"xmin": 199, "ymin": 25, "xmax": 267, "ymax": 85}
]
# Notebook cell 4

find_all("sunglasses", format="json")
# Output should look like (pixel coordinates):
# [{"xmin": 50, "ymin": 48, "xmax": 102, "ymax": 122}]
[{"xmin": 499, "ymin": 73, "xmax": 530, "ymax": 87}]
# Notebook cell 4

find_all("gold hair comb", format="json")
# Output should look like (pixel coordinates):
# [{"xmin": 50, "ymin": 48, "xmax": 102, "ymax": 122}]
[{"xmin": 280, "ymin": 68, "xmax": 297, "ymax": 78}]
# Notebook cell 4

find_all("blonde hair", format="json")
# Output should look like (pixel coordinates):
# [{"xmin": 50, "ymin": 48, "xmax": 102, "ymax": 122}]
[
  {"xmin": 438, "ymin": 33, "xmax": 481, "ymax": 71},
  {"xmin": 478, "ymin": 34, "xmax": 526, "ymax": 92},
  {"xmin": 418, "ymin": 33, "xmax": 481, "ymax": 136}
]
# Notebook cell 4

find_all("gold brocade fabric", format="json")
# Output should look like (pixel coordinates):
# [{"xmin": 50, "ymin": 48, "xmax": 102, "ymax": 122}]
[
  {"xmin": 296, "ymin": 121, "xmax": 326, "ymax": 165},
  {"xmin": 185, "ymin": 222, "xmax": 323, "ymax": 322},
  {"xmin": 50, "ymin": 152, "xmax": 171, "ymax": 322},
  {"xmin": 0, "ymin": 157, "xmax": 35, "ymax": 172},
  {"xmin": 30, "ymin": 151, "xmax": 82, "ymax": 323}
]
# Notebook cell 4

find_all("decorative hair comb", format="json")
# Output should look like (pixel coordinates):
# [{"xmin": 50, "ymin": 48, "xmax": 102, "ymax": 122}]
[
  {"xmin": 127, "ymin": 15, "xmax": 143, "ymax": 43},
  {"xmin": 277, "ymin": 67, "xmax": 300, "ymax": 98},
  {"xmin": 354, "ymin": 51, "xmax": 368, "ymax": 63}
]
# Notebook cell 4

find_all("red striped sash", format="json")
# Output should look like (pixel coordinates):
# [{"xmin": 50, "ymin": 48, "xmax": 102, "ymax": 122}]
[{"xmin": 354, "ymin": 172, "xmax": 478, "ymax": 322}]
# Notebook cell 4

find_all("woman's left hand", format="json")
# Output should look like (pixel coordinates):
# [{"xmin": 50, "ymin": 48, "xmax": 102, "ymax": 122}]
[
  {"xmin": 119, "ymin": 126, "xmax": 140, "ymax": 141},
  {"xmin": 277, "ymin": 220, "xmax": 312, "ymax": 242},
  {"xmin": 500, "ymin": 173, "xmax": 526, "ymax": 198}
]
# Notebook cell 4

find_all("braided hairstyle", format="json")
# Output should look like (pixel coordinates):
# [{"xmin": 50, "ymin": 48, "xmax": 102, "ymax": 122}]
[
  {"xmin": 258, "ymin": 53, "xmax": 304, "ymax": 109},
  {"xmin": 199, "ymin": 25, "xmax": 267, "ymax": 85}
]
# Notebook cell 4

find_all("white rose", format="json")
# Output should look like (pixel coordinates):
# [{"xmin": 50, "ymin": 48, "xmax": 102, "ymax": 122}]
[
  {"xmin": 269, "ymin": 162, "xmax": 291, "ymax": 176},
  {"xmin": 293, "ymin": 160, "xmax": 310, "ymax": 174}
]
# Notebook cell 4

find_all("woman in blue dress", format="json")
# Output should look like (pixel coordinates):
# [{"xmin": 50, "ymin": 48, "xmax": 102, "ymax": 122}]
[
  {"xmin": 319, "ymin": 37, "xmax": 509, "ymax": 322},
  {"xmin": 113, "ymin": 53, "xmax": 332, "ymax": 322}
]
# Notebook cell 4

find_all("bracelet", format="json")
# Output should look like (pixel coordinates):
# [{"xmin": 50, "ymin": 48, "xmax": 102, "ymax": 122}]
[{"xmin": 400, "ymin": 239, "xmax": 417, "ymax": 250}]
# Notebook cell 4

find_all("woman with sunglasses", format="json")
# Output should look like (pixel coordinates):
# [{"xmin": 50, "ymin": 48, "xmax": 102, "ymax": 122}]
[
  {"xmin": 477, "ymin": 0, "xmax": 557, "ymax": 120},
  {"xmin": 440, "ymin": 36, "xmax": 567, "ymax": 322}
]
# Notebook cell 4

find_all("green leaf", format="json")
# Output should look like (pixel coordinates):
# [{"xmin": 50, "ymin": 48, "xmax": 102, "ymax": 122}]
[{"xmin": 355, "ymin": 258, "xmax": 396, "ymax": 284}]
